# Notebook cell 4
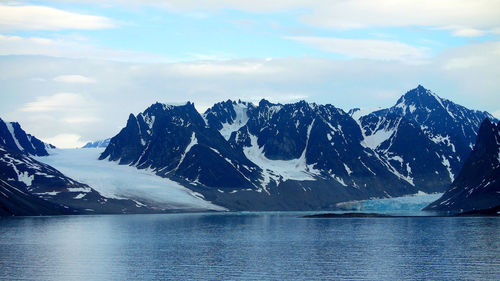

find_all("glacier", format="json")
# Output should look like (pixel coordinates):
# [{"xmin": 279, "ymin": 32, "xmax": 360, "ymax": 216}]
[
  {"xmin": 336, "ymin": 191, "xmax": 443, "ymax": 215},
  {"xmin": 34, "ymin": 148, "xmax": 226, "ymax": 211}
]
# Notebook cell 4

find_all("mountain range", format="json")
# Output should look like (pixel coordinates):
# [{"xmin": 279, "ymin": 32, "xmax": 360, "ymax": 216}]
[
  {"xmin": 1, "ymin": 85, "xmax": 498, "ymax": 214},
  {"xmin": 99, "ymin": 85, "xmax": 496, "ymax": 211}
]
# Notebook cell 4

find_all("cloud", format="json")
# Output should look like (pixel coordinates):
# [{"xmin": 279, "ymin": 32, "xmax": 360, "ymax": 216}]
[
  {"xmin": 53, "ymin": 75, "xmax": 96, "ymax": 83},
  {"xmin": 42, "ymin": 133, "xmax": 88, "ymax": 148},
  {"xmin": 0, "ymin": 4, "xmax": 115, "ymax": 31},
  {"xmin": 39, "ymin": 0, "xmax": 500, "ymax": 36},
  {"xmin": 1, "ymin": 40, "xmax": 499, "ymax": 144},
  {"xmin": 21, "ymin": 93, "xmax": 90, "ymax": 112},
  {"xmin": 286, "ymin": 36, "xmax": 429, "ymax": 63},
  {"xmin": 0, "ymin": 34, "xmax": 167, "ymax": 62}
]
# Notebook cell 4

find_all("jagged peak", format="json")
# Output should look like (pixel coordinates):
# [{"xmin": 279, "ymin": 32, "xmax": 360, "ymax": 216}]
[{"xmin": 258, "ymin": 98, "xmax": 274, "ymax": 107}]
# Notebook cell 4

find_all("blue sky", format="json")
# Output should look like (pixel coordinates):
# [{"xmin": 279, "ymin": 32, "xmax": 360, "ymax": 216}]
[{"xmin": 1, "ymin": 0, "xmax": 500, "ymax": 147}]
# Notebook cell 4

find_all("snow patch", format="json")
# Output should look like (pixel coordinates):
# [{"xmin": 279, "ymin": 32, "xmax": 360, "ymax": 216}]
[
  {"xmin": 219, "ymin": 103, "xmax": 249, "ymax": 140},
  {"xmin": 5, "ymin": 122, "xmax": 23, "ymax": 151},
  {"xmin": 343, "ymin": 163, "xmax": 353, "ymax": 175},
  {"xmin": 363, "ymin": 128, "xmax": 395, "ymax": 149},
  {"xmin": 441, "ymin": 155, "xmax": 455, "ymax": 182},
  {"xmin": 243, "ymin": 120, "xmax": 320, "ymax": 188},
  {"xmin": 17, "ymin": 171, "xmax": 34, "ymax": 186},
  {"xmin": 176, "ymin": 132, "xmax": 198, "ymax": 170}
]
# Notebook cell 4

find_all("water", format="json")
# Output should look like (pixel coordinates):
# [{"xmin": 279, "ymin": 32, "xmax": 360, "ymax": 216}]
[{"xmin": 0, "ymin": 213, "xmax": 499, "ymax": 280}]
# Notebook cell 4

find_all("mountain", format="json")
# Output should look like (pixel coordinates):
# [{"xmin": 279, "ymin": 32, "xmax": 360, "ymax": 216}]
[
  {"xmin": 82, "ymin": 139, "xmax": 110, "ymax": 148},
  {"xmin": 0, "ymin": 178, "xmax": 73, "ymax": 216},
  {"xmin": 99, "ymin": 102, "xmax": 262, "ymax": 193},
  {"xmin": 99, "ymin": 86, "xmax": 496, "ymax": 211},
  {"xmin": 0, "ymin": 144, "xmax": 153, "ymax": 215},
  {"xmin": 352, "ymin": 85, "xmax": 495, "ymax": 193},
  {"xmin": 0, "ymin": 117, "xmax": 54, "ymax": 156},
  {"xmin": 424, "ymin": 119, "xmax": 500, "ymax": 213}
]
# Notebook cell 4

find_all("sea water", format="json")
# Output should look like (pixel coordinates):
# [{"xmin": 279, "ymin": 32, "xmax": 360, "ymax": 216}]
[{"xmin": 0, "ymin": 212, "xmax": 498, "ymax": 280}]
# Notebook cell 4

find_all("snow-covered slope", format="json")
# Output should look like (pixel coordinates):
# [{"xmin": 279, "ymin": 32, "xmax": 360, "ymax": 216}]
[{"xmin": 36, "ymin": 148, "xmax": 225, "ymax": 211}]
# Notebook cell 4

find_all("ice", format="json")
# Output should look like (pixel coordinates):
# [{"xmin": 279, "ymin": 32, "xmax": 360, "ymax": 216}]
[
  {"xmin": 34, "ymin": 148, "xmax": 226, "ymax": 211},
  {"xmin": 336, "ymin": 191, "xmax": 444, "ymax": 216}
]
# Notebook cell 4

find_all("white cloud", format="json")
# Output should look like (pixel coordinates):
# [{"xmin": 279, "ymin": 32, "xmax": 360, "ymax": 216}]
[
  {"xmin": 0, "ymin": 34, "xmax": 168, "ymax": 62},
  {"xmin": 53, "ymin": 75, "xmax": 96, "ymax": 83},
  {"xmin": 63, "ymin": 116, "xmax": 101, "ymax": 124},
  {"xmin": 40, "ymin": 0, "xmax": 500, "ymax": 36},
  {"xmin": 1, "ymin": 40, "xmax": 499, "ymax": 143},
  {"xmin": 42, "ymin": 133, "xmax": 88, "ymax": 148},
  {"xmin": 21, "ymin": 93, "xmax": 90, "ymax": 112},
  {"xmin": 0, "ymin": 4, "xmax": 115, "ymax": 31},
  {"xmin": 286, "ymin": 36, "xmax": 429, "ymax": 63}
]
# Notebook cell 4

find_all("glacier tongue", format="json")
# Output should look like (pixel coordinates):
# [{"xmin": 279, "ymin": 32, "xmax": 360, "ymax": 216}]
[
  {"xmin": 34, "ymin": 148, "xmax": 226, "ymax": 211},
  {"xmin": 336, "ymin": 192, "xmax": 443, "ymax": 215}
]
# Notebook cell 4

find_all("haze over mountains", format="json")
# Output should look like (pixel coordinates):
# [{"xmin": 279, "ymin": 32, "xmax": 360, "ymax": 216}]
[{"xmin": 1, "ymin": 85, "xmax": 499, "ymax": 215}]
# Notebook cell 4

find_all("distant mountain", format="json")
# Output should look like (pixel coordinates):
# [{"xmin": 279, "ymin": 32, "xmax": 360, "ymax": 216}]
[
  {"xmin": 353, "ymin": 85, "xmax": 495, "ymax": 193},
  {"xmin": 424, "ymin": 119, "xmax": 500, "ymax": 213},
  {"xmin": 0, "ymin": 117, "xmax": 54, "ymax": 156},
  {"xmin": 82, "ymin": 138, "xmax": 110, "ymax": 148}
]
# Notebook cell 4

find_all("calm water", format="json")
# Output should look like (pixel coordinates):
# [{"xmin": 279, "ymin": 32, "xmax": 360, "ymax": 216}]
[{"xmin": 0, "ymin": 213, "xmax": 499, "ymax": 280}]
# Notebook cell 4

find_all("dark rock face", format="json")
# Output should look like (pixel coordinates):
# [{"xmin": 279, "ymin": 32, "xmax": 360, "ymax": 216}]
[
  {"xmin": 0, "ymin": 145, "xmax": 153, "ymax": 215},
  {"xmin": 100, "ymin": 86, "xmax": 497, "ymax": 211},
  {"xmin": 82, "ymin": 139, "xmax": 110, "ymax": 148},
  {"xmin": 354, "ymin": 85, "xmax": 495, "ymax": 193},
  {"xmin": 0, "ymin": 117, "xmax": 54, "ymax": 156},
  {"xmin": 100, "ymin": 102, "xmax": 261, "ymax": 191},
  {"xmin": 425, "ymin": 119, "xmax": 500, "ymax": 213},
  {"xmin": 0, "ymin": 179, "xmax": 74, "ymax": 216}
]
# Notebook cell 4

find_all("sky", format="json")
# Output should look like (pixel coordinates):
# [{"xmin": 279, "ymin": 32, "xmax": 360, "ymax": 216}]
[{"xmin": 1, "ymin": 0, "xmax": 500, "ymax": 148}]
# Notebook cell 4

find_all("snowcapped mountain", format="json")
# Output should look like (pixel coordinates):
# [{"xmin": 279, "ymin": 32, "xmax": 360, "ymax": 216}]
[
  {"xmin": 424, "ymin": 119, "xmax": 500, "ymax": 213},
  {"xmin": 103, "ymin": 88, "xmax": 492, "ymax": 210},
  {"xmin": 0, "ymin": 117, "xmax": 54, "ymax": 156},
  {"xmin": 353, "ymin": 85, "xmax": 496, "ymax": 193},
  {"xmin": 82, "ymin": 138, "xmax": 110, "ymax": 148},
  {"xmin": 99, "ymin": 102, "xmax": 261, "ymax": 193}
]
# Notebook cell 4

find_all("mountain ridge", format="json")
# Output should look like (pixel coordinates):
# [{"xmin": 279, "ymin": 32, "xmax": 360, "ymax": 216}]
[{"xmin": 99, "ymin": 85, "xmax": 496, "ymax": 210}]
